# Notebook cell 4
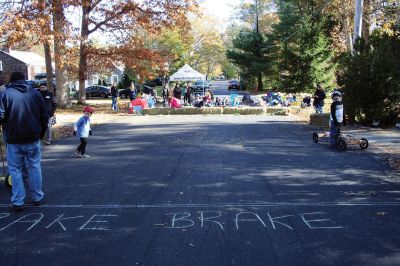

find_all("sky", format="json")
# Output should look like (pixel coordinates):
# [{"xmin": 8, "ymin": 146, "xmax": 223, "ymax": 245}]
[{"xmin": 200, "ymin": 0, "xmax": 242, "ymax": 30}]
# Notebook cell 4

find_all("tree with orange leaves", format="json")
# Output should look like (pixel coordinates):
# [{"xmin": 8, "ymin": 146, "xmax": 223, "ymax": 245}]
[
  {"xmin": 1, "ymin": 0, "xmax": 199, "ymax": 105},
  {"xmin": 0, "ymin": 0, "xmax": 54, "ymax": 88},
  {"xmin": 0, "ymin": 0, "xmax": 76, "ymax": 107},
  {"xmin": 73, "ymin": 0, "xmax": 199, "ymax": 103}
]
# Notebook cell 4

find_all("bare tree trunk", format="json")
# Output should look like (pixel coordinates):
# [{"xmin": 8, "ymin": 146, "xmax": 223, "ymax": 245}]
[
  {"xmin": 52, "ymin": 0, "xmax": 70, "ymax": 108},
  {"xmin": 353, "ymin": 0, "xmax": 363, "ymax": 44},
  {"xmin": 257, "ymin": 73, "xmax": 263, "ymax": 91},
  {"xmin": 78, "ymin": 4, "xmax": 90, "ymax": 104},
  {"xmin": 43, "ymin": 41, "xmax": 54, "ymax": 93},
  {"xmin": 344, "ymin": 17, "xmax": 354, "ymax": 53},
  {"xmin": 206, "ymin": 62, "xmax": 211, "ymax": 80},
  {"xmin": 41, "ymin": 1, "xmax": 54, "ymax": 94},
  {"xmin": 362, "ymin": 0, "xmax": 371, "ymax": 43}
]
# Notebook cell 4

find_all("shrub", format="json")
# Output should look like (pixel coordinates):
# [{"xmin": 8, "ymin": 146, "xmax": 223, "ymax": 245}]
[{"xmin": 337, "ymin": 30, "xmax": 400, "ymax": 125}]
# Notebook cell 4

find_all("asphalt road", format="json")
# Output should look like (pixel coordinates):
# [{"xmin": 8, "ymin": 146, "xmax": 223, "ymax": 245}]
[{"xmin": 0, "ymin": 115, "xmax": 399, "ymax": 266}]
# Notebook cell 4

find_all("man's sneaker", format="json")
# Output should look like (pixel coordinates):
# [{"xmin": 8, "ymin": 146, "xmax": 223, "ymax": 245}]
[
  {"xmin": 81, "ymin": 154, "xmax": 90, "ymax": 158},
  {"xmin": 74, "ymin": 151, "xmax": 82, "ymax": 157},
  {"xmin": 12, "ymin": 204, "xmax": 24, "ymax": 211}
]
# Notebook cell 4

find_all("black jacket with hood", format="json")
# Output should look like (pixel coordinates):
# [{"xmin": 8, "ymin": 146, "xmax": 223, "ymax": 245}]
[{"xmin": 0, "ymin": 80, "xmax": 49, "ymax": 144}]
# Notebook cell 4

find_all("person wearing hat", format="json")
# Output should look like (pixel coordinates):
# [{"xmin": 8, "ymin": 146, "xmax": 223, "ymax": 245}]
[
  {"xmin": 330, "ymin": 90, "xmax": 344, "ymax": 148},
  {"xmin": 73, "ymin": 106, "xmax": 94, "ymax": 158},
  {"xmin": 0, "ymin": 72, "xmax": 49, "ymax": 211}
]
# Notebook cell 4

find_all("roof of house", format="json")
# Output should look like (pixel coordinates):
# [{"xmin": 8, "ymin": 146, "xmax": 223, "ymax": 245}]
[
  {"xmin": 112, "ymin": 62, "xmax": 124, "ymax": 73},
  {"xmin": 7, "ymin": 50, "xmax": 46, "ymax": 67}
]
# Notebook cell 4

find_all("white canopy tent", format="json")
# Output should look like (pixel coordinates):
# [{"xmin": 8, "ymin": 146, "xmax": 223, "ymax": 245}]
[
  {"xmin": 169, "ymin": 64, "xmax": 205, "ymax": 81},
  {"xmin": 169, "ymin": 64, "xmax": 207, "ymax": 96}
]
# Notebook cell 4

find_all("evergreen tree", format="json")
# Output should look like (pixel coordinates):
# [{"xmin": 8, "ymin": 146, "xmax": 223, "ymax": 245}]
[
  {"xmin": 272, "ymin": 1, "xmax": 336, "ymax": 93},
  {"xmin": 122, "ymin": 68, "xmax": 138, "ymax": 88},
  {"xmin": 226, "ymin": 0, "xmax": 275, "ymax": 91},
  {"xmin": 227, "ymin": 30, "xmax": 272, "ymax": 90}
]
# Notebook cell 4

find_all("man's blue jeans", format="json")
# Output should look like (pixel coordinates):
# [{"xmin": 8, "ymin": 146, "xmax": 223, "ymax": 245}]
[
  {"xmin": 111, "ymin": 97, "xmax": 118, "ymax": 111},
  {"xmin": 7, "ymin": 141, "xmax": 44, "ymax": 206},
  {"xmin": 315, "ymin": 104, "xmax": 324, "ymax": 113}
]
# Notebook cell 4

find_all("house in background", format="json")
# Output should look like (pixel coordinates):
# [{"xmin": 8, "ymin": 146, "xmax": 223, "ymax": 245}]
[
  {"xmin": 86, "ymin": 63, "xmax": 124, "ymax": 87},
  {"xmin": 0, "ymin": 48, "xmax": 48, "ymax": 85},
  {"xmin": 0, "ymin": 47, "xmax": 124, "ymax": 90}
]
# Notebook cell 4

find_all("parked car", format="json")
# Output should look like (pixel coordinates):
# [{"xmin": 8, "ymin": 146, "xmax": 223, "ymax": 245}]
[
  {"xmin": 27, "ymin": 79, "xmax": 57, "ymax": 89},
  {"xmin": 34, "ymin": 73, "xmax": 55, "ymax": 80},
  {"xmin": 144, "ymin": 77, "xmax": 163, "ymax": 87},
  {"xmin": 118, "ymin": 84, "xmax": 155, "ymax": 99},
  {"xmin": 40, "ymin": 79, "xmax": 56, "ymax": 89},
  {"xmin": 26, "ymin": 80, "xmax": 41, "ymax": 88},
  {"xmin": 85, "ymin": 85, "xmax": 111, "ymax": 98},
  {"xmin": 228, "ymin": 80, "xmax": 240, "ymax": 90},
  {"xmin": 194, "ymin": 80, "xmax": 210, "ymax": 89},
  {"xmin": 141, "ymin": 85, "xmax": 155, "ymax": 95},
  {"xmin": 192, "ymin": 80, "xmax": 211, "ymax": 95}
]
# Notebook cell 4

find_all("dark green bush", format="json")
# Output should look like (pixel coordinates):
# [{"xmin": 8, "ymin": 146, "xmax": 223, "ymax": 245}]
[{"xmin": 338, "ymin": 30, "xmax": 400, "ymax": 126}]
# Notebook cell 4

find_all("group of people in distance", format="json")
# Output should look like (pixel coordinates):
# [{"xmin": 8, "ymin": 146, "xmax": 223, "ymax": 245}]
[
  {"xmin": 163, "ymin": 82, "xmax": 244, "ymax": 108},
  {"xmin": 162, "ymin": 82, "xmax": 193, "ymax": 108},
  {"xmin": 110, "ymin": 82, "xmax": 156, "ymax": 114}
]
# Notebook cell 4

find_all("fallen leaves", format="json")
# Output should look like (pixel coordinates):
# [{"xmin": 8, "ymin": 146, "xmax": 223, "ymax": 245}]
[
  {"xmin": 54, "ymin": 125, "xmax": 74, "ymax": 139},
  {"xmin": 384, "ymin": 154, "xmax": 400, "ymax": 171}
]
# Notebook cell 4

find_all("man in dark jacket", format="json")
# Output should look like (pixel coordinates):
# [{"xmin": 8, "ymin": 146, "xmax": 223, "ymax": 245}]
[
  {"xmin": 0, "ymin": 72, "xmax": 49, "ymax": 211},
  {"xmin": 313, "ymin": 84, "xmax": 326, "ymax": 113},
  {"xmin": 110, "ymin": 82, "xmax": 119, "ymax": 112},
  {"xmin": 39, "ymin": 84, "xmax": 57, "ymax": 145},
  {"xmin": 173, "ymin": 83, "xmax": 182, "ymax": 99}
]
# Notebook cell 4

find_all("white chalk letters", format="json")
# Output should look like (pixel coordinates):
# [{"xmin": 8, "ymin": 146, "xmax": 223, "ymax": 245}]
[
  {"xmin": 165, "ymin": 211, "xmax": 343, "ymax": 231},
  {"xmin": 0, "ymin": 213, "xmax": 118, "ymax": 232}
]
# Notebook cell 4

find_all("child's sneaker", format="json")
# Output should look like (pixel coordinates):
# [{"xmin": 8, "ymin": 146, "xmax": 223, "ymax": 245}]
[{"xmin": 81, "ymin": 154, "xmax": 90, "ymax": 158}]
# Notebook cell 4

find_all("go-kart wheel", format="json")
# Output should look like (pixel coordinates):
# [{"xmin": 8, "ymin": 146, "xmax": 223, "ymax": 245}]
[
  {"xmin": 337, "ymin": 137, "xmax": 347, "ymax": 151},
  {"xmin": 312, "ymin": 132, "xmax": 319, "ymax": 143},
  {"xmin": 5, "ymin": 174, "xmax": 12, "ymax": 188},
  {"xmin": 360, "ymin": 138, "xmax": 369, "ymax": 150}
]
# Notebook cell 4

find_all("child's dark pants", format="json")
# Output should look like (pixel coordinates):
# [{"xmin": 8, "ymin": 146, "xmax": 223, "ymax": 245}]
[
  {"xmin": 77, "ymin": 138, "xmax": 88, "ymax": 154},
  {"xmin": 330, "ymin": 124, "xmax": 340, "ymax": 148}
]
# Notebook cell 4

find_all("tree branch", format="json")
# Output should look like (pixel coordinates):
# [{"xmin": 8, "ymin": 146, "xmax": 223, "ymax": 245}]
[
  {"xmin": 90, "ymin": 0, "xmax": 103, "ymax": 10},
  {"xmin": 88, "ymin": 5, "xmax": 162, "ymax": 34}
]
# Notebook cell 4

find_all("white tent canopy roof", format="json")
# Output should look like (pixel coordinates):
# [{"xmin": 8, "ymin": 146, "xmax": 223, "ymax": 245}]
[{"xmin": 169, "ymin": 64, "xmax": 205, "ymax": 81}]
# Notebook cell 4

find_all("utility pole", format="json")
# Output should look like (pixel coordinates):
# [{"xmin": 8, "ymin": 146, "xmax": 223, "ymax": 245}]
[{"xmin": 353, "ymin": 0, "xmax": 364, "ymax": 46}]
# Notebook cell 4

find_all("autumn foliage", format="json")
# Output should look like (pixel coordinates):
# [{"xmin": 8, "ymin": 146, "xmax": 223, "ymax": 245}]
[{"xmin": 0, "ymin": 0, "xmax": 199, "ymax": 103}]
